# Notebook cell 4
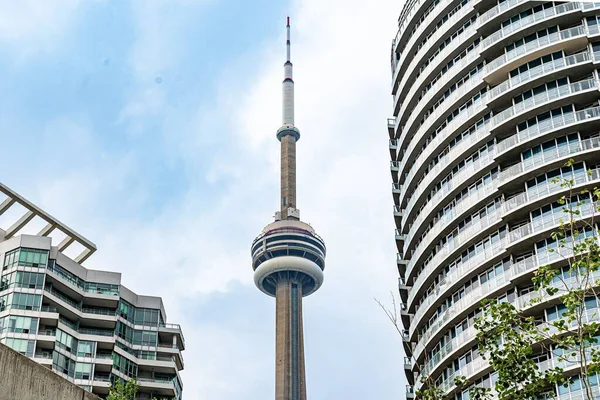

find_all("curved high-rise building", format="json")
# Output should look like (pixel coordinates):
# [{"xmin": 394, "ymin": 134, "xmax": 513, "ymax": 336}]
[
  {"xmin": 251, "ymin": 17, "xmax": 326, "ymax": 400},
  {"xmin": 389, "ymin": 2, "xmax": 600, "ymax": 399}
]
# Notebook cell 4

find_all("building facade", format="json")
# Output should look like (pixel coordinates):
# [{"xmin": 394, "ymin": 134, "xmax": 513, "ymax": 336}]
[
  {"xmin": 0, "ymin": 183, "xmax": 184, "ymax": 399},
  {"xmin": 389, "ymin": 1, "xmax": 600, "ymax": 399}
]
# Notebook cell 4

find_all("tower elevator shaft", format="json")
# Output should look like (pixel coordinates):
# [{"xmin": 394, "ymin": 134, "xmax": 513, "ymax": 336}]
[{"xmin": 275, "ymin": 278, "xmax": 307, "ymax": 400}]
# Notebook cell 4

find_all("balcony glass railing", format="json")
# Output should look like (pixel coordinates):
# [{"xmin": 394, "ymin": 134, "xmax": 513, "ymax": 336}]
[
  {"xmin": 478, "ymin": 0, "xmax": 524, "ymax": 25},
  {"xmin": 78, "ymin": 328, "xmax": 114, "ymax": 337},
  {"xmin": 401, "ymin": 68, "xmax": 485, "ymax": 158},
  {"xmin": 412, "ymin": 202, "xmax": 599, "ymax": 361},
  {"xmin": 498, "ymin": 105, "xmax": 600, "ymax": 154},
  {"xmin": 403, "ymin": 54, "xmax": 592, "ymax": 207},
  {"xmin": 400, "ymin": 95, "xmax": 487, "ymax": 204},
  {"xmin": 44, "ymin": 287, "xmax": 116, "ymax": 316},
  {"xmin": 409, "ymin": 206, "xmax": 500, "ymax": 283},
  {"xmin": 45, "ymin": 287, "xmax": 81, "ymax": 309},
  {"xmin": 47, "ymin": 262, "xmax": 119, "ymax": 296},
  {"xmin": 430, "ymin": 305, "xmax": 600, "ymax": 395},
  {"xmin": 396, "ymin": 23, "xmax": 478, "ymax": 120},
  {"xmin": 405, "ymin": 181, "xmax": 497, "ymax": 282},
  {"xmin": 499, "ymin": 137, "xmax": 600, "ymax": 184},
  {"xmin": 416, "ymin": 261, "xmax": 600, "ymax": 388},
  {"xmin": 404, "ymin": 109, "xmax": 600, "ymax": 261},
  {"xmin": 395, "ymin": 0, "xmax": 475, "ymax": 95},
  {"xmin": 492, "ymin": 79, "xmax": 597, "ymax": 127},
  {"xmin": 410, "ymin": 168, "xmax": 600, "ymax": 309},
  {"xmin": 404, "ymin": 150, "xmax": 494, "ymax": 259},
  {"xmin": 482, "ymin": 2, "xmax": 579, "ymax": 50},
  {"xmin": 503, "ymin": 171, "xmax": 589, "ymax": 213},
  {"xmin": 397, "ymin": 0, "xmax": 528, "ymax": 124},
  {"xmin": 490, "ymin": 50, "xmax": 591, "ymax": 100},
  {"xmin": 485, "ymin": 25, "xmax": 586, "ymax": 74},
  {"xmin": 401, "ymin": 116, "xmax": 490, "ymax": 207}
]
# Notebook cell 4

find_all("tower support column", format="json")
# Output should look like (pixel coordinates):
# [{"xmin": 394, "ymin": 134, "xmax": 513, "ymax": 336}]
[
  {"xmin": 280, "ymin": 135, "xmax": 297, "ymax": 219},
  {"xmin": 275, "ymin": 277, "xmax": 306, "ymax": 400}
]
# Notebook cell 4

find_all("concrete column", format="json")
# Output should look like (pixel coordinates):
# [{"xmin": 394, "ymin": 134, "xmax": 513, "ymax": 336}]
[
  {"xmin": 275, "ymin": 278, "xmax": 306, "ymax": 400},
  {"xmin": 280, "ymin": 136, "xmax": 297, "ymax": 220}
]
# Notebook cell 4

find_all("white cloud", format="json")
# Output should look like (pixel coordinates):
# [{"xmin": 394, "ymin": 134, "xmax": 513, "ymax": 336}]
[{"xmin": 0, "ymin": 0, "xmax": 86, "ymax": 55}]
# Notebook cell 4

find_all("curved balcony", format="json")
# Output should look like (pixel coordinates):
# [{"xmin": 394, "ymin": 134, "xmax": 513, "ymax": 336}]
[
  {"xmin": 491, "ymin": 78, "xmax": 599, "ymax": 133},
  {"xmin": 394, "ymin": 1, "xmax": 476, "ymax": 114},
  {"xmin": 402, "ymin": 78, "xmax": 598, "ymax": 235},
  {"xmin": 401, "ymin": 78, "xmax": 596, "ymax": 229},
  {"xmin": 405, "ymin": 170, "xmax": 500, "ymax": 280},
  {"xmin": 430, "ymin": 304, "xmax": 600, "ymax": 397},
  {"xmin": 488, "ymin": 50, "xmax": 593, "ymax": 104},
  {"xmin": 411, "ymin": 190, "xmax": 599, "ymax": 348},
  {"xmin": 401, "ymin": 119, "xmax": 492, "ymax": 243},
  {"xmin": 477, "ymin": 0, "xmax": 525, "ymax": 27},
  {"xmin": 498, "ymin": 136, "xmax": 600, "ymax": 187},
  {"xmin": 398, "ymin": 76, "xmax": 487, "ymax": 207},
  {"xmin": 397, "ymin": 29, "xmax": 591, "ymax": 200},
  {"xmin": 484, "ymin": 25, "xmax": 588, "ymax": 85},
  {"xmin": 414, "ymin": 242, "xmax": 600, "ymax": 375},
  {"xmin": 410, "ymin": 167, "xmax": 599, "ymax": 312},
  {"xmin": 395, "ymin": 0, "xmax": 543, "ymax": 134},
  {"xmin": 394, "ymin": 22, "xmax": 479, "ymax": 122},
  {"xmin": 496, "ymin": 104, "xmax": 600, "ymax": 159},
  {"xmin": 394, "ymin": 0, "xmax": 435, "ymax": 55},
  {"xmin": 413, "ymin": 199, "xmax": 597, "ymax": 347},
  {"xmin": 503, "ymin": 170, "xmax": 592, "ymax": 216},
  {"xmin": 400, "ymin": 51, "xmax": 597, "ymax": 208},
  {"xmin": 481, "ymin": 2, "xmax": 582, "ymax": 53},
  {"xmin": 401, "ymin": 123, "xmax": 492, "ymax": 234},
  {"xmin": 394, "ymin": 0, "xmax": 532, "ymax": 119},
  {"xmin": 405, "ymin": 182, "xmax": 499, "ymax": 302},
  {"xmin": 393, "ymin": 0, "xmax": 475, "ymax": 96}
]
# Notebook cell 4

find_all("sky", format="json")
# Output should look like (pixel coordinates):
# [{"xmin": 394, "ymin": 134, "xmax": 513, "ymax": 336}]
[{"xmin": 0, "ymin": 0, "xmax": 405, "ymax": 398}]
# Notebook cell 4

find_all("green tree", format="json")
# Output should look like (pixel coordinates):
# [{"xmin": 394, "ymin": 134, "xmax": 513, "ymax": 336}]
[
  {"xmin": 107, "ymin": 379, "xmax": 139, "ymax": 400},
  {"xmin": 107, "ymin": 378, "xmax": 175, "ymax": 400},
  {"xmin": 473, "ymin": 159, "xmax": 600, "ymax": 400}
]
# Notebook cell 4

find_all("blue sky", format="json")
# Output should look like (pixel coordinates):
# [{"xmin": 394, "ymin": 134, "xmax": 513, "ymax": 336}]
[{"xmin": 0, "ymin": 0, "xmax": 405, "ymax": 398}]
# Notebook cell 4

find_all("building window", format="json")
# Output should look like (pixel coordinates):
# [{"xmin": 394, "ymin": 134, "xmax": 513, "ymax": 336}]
[
  {"xmin": 112, "ymin": 353, "xmax": 138, "ymax": 378},
  {"xmin": 0, "ymin": 316, "xmax": 38, "ymax": 334},
  {"xmin": 74, "ymin": 363, "xmax": 92, "ymax": 380},
  {"xmin": 2, "ymin": 338, "xmax": 35, "ymax": 357},
  {"xmin": 0, "ymin": 271, "xmax": 45, "ymax": 291},
  {"xmin": 0, "ymin": 293, "xmax": 42, "ymax": 312},
  {"xmin": 3, "ymin": 248, "xmax": 48, "ymax": 270}
]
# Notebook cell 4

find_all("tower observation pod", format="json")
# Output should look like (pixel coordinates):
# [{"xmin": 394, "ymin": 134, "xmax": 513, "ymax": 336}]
[{"xmin": 250, "ymin": 17, "xmax": 326, "ymax": 400}]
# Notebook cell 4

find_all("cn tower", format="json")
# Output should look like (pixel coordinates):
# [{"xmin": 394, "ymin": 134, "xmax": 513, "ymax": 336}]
[{"xmin": 251, "ymin": 17, "xmax": 326, "ymax": 400}]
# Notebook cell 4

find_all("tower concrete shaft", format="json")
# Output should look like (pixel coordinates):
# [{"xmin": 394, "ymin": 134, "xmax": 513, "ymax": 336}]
[
  {"xmin": 275, "ymin": 278, "xmax": 307, "ymax": 400},
  {"xmin": 280, "ymin": 135, "xmax": 297, "ymax": 219}
]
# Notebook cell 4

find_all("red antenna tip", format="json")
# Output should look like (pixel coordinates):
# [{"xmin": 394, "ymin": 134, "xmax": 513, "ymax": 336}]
[{"xmin": 287, "ymin": 16, "xmax": 290, "ymax": 26}]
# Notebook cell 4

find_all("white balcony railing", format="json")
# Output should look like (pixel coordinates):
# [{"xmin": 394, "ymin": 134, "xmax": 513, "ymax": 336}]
[
  {"xmin": 485, "ymin": 25, "xmax": 586, "ymax": 75},
  {"xmin": 489, "ymin": 50, "xmax": 592, "ymax": 100},
  {"xmin": 492, "ymin": 79, "xmax": 598, "ymax": 127}
]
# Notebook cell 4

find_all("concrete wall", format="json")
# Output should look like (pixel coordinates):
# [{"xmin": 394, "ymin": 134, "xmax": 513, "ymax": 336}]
[{"xmin": 0, "ymin": 343, "xmax": 101, "ymax": 400}]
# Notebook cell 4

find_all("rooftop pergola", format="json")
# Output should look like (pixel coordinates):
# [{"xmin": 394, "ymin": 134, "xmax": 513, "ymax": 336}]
[{"xmin": 0, "ymin": 183, "xmax": 96, "ymax": 264}]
